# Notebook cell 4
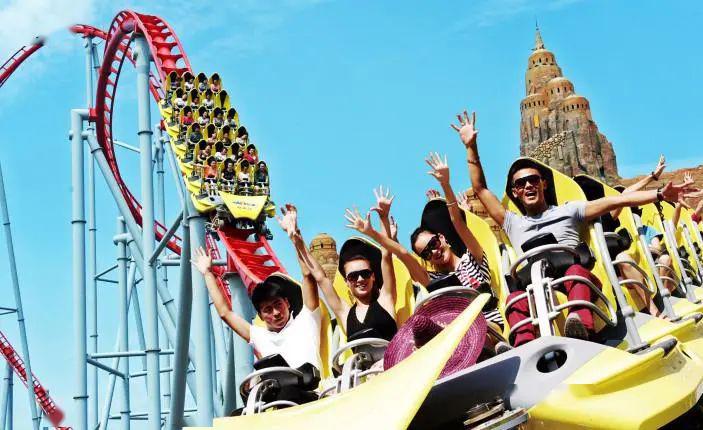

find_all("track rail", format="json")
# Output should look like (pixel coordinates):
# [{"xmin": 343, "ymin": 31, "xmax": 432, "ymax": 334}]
[
  {"xmin": 71, "ymin": 11, "xmax": 287, "ymax": 299},
  {"xmin": 0, "ymin": 332, "xmax": 67, "ymax": 429},
  {"xmin": 0, "ymin": 37, "xmax": 44, "ymax": 89}
]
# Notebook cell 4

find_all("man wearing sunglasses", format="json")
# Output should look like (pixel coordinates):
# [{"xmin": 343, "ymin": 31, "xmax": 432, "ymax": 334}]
[{"xmin": 452, "ymin": 109, "xmax": 694, "ymax": 348}]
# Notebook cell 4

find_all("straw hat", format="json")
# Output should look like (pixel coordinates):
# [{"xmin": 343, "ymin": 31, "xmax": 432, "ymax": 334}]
[{"xmin": 383, "ymin": 294, "xmax": 487, "ymax": 378}]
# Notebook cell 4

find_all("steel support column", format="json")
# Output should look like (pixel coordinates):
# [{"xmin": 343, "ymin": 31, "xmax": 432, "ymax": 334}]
[
  {"xmin": 155, "ymin": 124, "xmax": 172, "ymax": 410},
  {"xmin": 167, "ymin": 198, "xmax": 192, "ymax": 430},
  {"xmin": 133, "ymin": 35, "xmax": 161, "ymax": 430},
  {"xmin": 71, "ymin": 108, "xmax": 89, "ymax": 430},
  {"xmin": 117, "ymin": 218, "xmax": 131, "ymax": 430},
  {"xmin": 0, "ymin": 363, "xmax": 11, "ymax": 429},
  {"xmin": 189, "ymin": 206, "xmax": 214, "ymax": 425},
  {"xmin": 224, "ymin": 273, "xmax": 255, "ymax": 408}
]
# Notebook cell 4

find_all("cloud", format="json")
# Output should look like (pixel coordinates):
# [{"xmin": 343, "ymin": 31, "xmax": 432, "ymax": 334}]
[
  {"xmin": 126, "ymin": 0, "xmax": 332, "ymax": 60},
  {"xmin": 0, "ymin": 0, "xmax": 98, "ymax": 57}
]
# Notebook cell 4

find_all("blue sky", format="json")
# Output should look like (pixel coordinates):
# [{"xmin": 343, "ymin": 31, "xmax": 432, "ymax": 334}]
[{"xmin": 0, "ymin": 0, "xmax": 701, "ymax": 428}]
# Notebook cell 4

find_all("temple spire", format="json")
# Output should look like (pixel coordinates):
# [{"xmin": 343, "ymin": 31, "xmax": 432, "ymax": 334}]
[{"xmin": 534, "ymin": 22, "xmax": 545, "ymax": 50}]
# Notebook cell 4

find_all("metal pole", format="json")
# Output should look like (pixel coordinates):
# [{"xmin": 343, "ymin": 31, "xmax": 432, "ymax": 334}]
[
  {"xmin": 98, "ymin": 262, "xmax": 137, "ymax": 430},
  {"xmin": 225, "ymin": 274, "xmax": 255, "ymax": 408},
  {"xmin": 155, "ymin": 124, "xmax": 172, "ymax": 411},
  {"xmin": 592, "ymin": 221, "xmax": 645, "ymax": 350},
  {"xmin": 222, "ymin": 331, "xmax": 237, "ymax": 414},
  {"xmin": 0, "ymin": 363, "xmax": 11, "ymax": 428},
  {"xmin": 663, "ymin": 219, "xmax": 699, "ymax": 303},
  {"xmin": 0, "ymin": 164, "xmax": 40, "ymax": 430},
  {"xmin": 5, "ymin": 368, "xmax": 12, "ymax": 430},
  {"xmin": 117, "ymin": 219, "xmax": 131, "ymax": 430},
  {"xmin": 133, "ymin": 35, "xmax": 161, "ymax": 430},
  {"xmin": 189, "ymin": 206, "xmax": 214, "ymax": 425},
  {"xmin": 167, "ymin": 198, "xmax": 192, "ymax": 430},
  {"xmin": 71, "ymin": 108, "xmax": 89, "ymax": 430},
  {"xmin": 84, "ymin": 34, "xmax": 99, "ymax": 430},
  {"xmin": 632, "ymin": 213, "xmax": 677, "ymax": 319}
]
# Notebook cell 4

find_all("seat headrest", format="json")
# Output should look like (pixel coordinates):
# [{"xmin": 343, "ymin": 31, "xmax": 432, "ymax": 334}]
[{"xmin": 253, "ymin": 354, "xmax": 289, "ymax": 370}]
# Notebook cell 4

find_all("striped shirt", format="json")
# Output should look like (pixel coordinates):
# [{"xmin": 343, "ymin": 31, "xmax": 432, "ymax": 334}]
[{"xmin": 428, "ymin": 252, "xmax": 503, "ymax": 326}]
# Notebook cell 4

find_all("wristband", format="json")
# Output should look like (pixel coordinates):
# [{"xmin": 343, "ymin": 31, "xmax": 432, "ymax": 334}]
[
  {"xmin": 656, "ymin": 188, "xmax": 664, "ymax": 202},
  {"xmin": 651, "ymin": 171, "xmax": 660, "ymax": 181}
]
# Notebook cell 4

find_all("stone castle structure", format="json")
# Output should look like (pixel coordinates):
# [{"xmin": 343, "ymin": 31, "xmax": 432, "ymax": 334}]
[
  {"xmin": 308, "ymin": 233, "xmax": 339, "ymax": 282},
  {"xmin": 519, "ymin": 27, "xmax": 619, "ymax": 182}
]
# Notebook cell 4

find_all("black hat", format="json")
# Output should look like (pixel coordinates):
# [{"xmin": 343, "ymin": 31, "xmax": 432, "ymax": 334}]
[
  {"xmin": 338, "ymin": 237, "xmax": 383, "ymax": 288},
  {"xmin": 419, "ymin": 198, "xmax": 467, "ymax": 257},
  {"xmin": 505, "ymin": 157, "xmax": 557, "ymax": 214},
  {"xmin": 251, "ymin": 273, "xmax": 303, "ymax": 317}
]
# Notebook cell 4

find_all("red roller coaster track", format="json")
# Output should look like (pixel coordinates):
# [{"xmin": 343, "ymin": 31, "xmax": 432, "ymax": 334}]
[{"xmin": 71, "ymin": 11, "xmax": 286, "ymax": 302}]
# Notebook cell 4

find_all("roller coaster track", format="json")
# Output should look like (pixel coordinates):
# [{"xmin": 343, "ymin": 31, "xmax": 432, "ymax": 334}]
[
  {"xmin": 70, "ymin": 11, "xmax": 285, "ymax": 303},
  {"xmin": 0, "ymin": 37, "xmax": 44, "ymax": 89},
  {"xmin": 0, "ymin": 36, "xmax": 70, "ymax": 430}
]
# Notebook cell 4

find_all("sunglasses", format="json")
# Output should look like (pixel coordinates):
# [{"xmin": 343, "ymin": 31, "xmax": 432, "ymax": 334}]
[
  {"xmin": 419, "ymin": 234, "xmax": 441, "ymax": 260},
  {"xmin": 512, "ymin": 174, "xmax": 543, "ymax": 190},
  {"xmin": 346, "ymin": 269, "xmax": 373, "ymax": 282}
]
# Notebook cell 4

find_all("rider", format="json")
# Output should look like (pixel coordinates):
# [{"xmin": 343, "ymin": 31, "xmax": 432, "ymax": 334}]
[
  {"xmin": 284, "ymin": 200, "xmax": 399, "ymax": 342},
  {"xmin": 191, "ymin": 241, "xmax": 322, "ymax": 370},
  {"xmin": 454, "ymin": 109, "xmax": 691, "ymax": 347}
]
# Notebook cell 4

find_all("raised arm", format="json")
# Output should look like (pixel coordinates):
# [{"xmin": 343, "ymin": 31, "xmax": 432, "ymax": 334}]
[
  {"xmin": 275, "ymin": 204, "xmax": 331, "ymax": 315},
  {"xmin": 611, "ymin": 155, "xmax": 666, "ymax": 219},
  {"xmin": 672, "ymin": 173, "xmax": 694, "ymax": 227},
  {"xmin": 585, "ymin": 181, "xmax": 691, "ymax": 221},
  {"xmin": 192, "ymin": 247, "xmax": 251, "ymax": 341},
  {"xmin": 369, "ymin": 187, "xmax": 398, "ymax": 313},
  {"xmin": 426, "ymin": 152, "xmax": 484, "ymax": 262},
  {"xmin": 345, "ymin": 208, "xmax": 431, "ymax": 287},
  {"xmin": 451, "ymin": 110, "xmax": 506, "ymax": 226}
]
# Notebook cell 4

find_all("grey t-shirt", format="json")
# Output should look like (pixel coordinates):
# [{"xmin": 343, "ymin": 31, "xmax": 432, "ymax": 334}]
[{"xmin": 502, "ymin": 201, "xmax": 587, "ymax": 255}]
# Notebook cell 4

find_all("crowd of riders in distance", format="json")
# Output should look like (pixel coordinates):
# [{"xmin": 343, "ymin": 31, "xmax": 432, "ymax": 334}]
[
  {"xmin": 164, "ymin": 71, "xmax": 269, "ymax": 198},
  {"xmin": 190, "ymin": 107, "xmax": 703, "ymax": 390}
]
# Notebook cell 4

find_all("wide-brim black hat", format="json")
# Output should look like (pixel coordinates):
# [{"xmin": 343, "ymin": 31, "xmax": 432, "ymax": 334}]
[
  {"xmin": 338, "ymin": 236, "xmax": 383, "ymax": 287},
  {"xmin": 505, "ymin": 157, "xmax": 557, "ymax": 214},
  {"xmin": 251, "ymin": 272, "xmax": 304, "ymax": 317},
  {"xmin": 420, "ymin": 198, "xmax": 467, "ymax": 257}
]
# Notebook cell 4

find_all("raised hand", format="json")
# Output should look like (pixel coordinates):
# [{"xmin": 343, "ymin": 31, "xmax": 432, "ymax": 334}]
[
  {"xmin": 389, "ymin": 215, "xmax": 398, "ymax": 242},
  {"xmin": 683, "ymin": 172, "xmax": 694, "ymax": 188},
  {"xmin": 191, "ymin": 246, "xmax": 212, "ymax": 275},
  {"xmin": 456, "ymin": 189, "xmax": 471, "ymax": 212},
  {"xmin": 425, "ymin": 152, "xmax": 450, "ymax": 185},
  {"xmin": 426, "ymin": 189, "xmax": 441, "ymax": 201},
  {"xmin": 344, "ymin": 207, "xmax": 375, "ymax": 236},
  {"xmin": 371, "ymin": 185, "xmax": 395, "ymax": 219},
  {"xmin": 652, "ymin": 155, "xmax": 666, "ymax": 179},
  {"xmin": 661, "ymin": 181, "xmax": 698, "ymax": 203},
  {"xmin": 450, "ymin": 110, "xmax": 478, "ymax": 148},
  {"xmin": 276, "ymin": 203, "xmax": 300, "ymax": 239}
]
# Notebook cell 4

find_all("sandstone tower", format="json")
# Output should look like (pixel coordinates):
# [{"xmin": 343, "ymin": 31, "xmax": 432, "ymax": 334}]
[
  {"xmin": 520, "ymin": 26, "xmax": 619, "ymax": 182},
  {"xmin": 309, "ymin": 233, "xmax": 339, "ymax": 282}
]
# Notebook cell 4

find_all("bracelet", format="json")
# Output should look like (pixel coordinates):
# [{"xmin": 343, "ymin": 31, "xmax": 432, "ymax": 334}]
[
  {"xmin": 656, "ymin": 187, "xmax": 664, "ymax": 202},
  {"xmin": 651, "ymin": 171, "xmax": 660, "ymax": 181},
  {"xmin": 446, "ymin": 201, "xmax": 458, "ymax": 207},
  {"xmin": 467, "ymin": 158, "xmax": 480, "ymax": 165}
]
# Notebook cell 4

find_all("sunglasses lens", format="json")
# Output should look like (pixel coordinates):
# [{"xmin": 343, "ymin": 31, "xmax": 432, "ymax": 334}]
[
  {"xmin": 346, "ymin": 269, "xmax": 372, "ymax": 282},
  {"xmin": 420, "ymin": 235, "xmax": 440, "ymax": 260}
]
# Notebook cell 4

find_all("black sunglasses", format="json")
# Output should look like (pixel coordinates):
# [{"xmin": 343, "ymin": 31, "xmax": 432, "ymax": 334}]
[
  {"xmin": 345, "ymin": 269, "xmax": 373, "ymax": 282},
  {"xmin": 512, "ymin": 174, "xmax": 543, "ymax": 190},
  {"xmin": 419, "ymin": 234, "xmax": 441, "ymax": 260}
]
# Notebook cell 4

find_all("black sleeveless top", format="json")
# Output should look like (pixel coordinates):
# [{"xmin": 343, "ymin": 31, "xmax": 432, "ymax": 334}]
[{"xmin": 346, "ymin": 300, "xmax": 397, "ymax": 342}]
